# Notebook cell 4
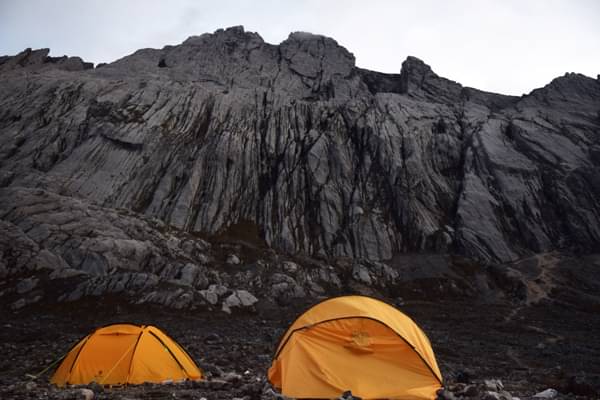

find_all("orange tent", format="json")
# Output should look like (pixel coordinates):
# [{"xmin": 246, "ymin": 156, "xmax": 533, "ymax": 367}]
[
  {"xmin": 51, "ymin": 324, "xmax": 202, "ymax": 386},
  {"xmin": 268, "ymin": 296, "xmax": 443, "ymax": 399}
]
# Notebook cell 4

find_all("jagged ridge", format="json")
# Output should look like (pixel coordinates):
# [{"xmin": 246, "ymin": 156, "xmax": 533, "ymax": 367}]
[{"xmin": 1, "ymin": 25, "xmax": 599, "ymax": 262}]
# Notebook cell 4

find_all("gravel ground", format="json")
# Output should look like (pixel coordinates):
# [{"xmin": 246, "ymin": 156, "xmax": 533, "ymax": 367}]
[{"xmin": 0, "ymin": 297, "xmax": 599, "ymax": 399}]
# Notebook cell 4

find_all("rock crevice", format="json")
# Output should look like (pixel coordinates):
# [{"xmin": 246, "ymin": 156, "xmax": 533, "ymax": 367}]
[{"xmin": 1, "ymin": 26, "xmax": 599, "ymax": 262}]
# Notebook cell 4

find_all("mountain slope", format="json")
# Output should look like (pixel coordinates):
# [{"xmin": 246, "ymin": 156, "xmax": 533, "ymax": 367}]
[{"xmin": 1, "ymin": 26, "xmax": 599, "ymax": 262}]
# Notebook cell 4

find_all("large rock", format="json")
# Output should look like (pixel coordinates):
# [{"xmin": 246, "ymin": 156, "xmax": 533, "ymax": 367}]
[
  {"xmin": 221, "ymin": 289, "xmax": 258, "ymax": 313},
  {"xmin": 1, "ymin": 26, "xmax": 599, "ymax": 265},
  {"xmin": 0, "ymin": 187, "xmax": 599, "ymax": 310},
  {"xmin": 269, "ymin": 273, "xmax": 306, "ymax": 304},
  {"xmin": 533, "ymin": 388, "xmax": 558, "ymax": 399}
]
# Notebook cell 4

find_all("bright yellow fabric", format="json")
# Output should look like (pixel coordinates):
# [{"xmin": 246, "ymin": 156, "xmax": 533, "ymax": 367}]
[
  {"xmin": 269, "ymin": 296, "xmax": 442, "ymax": 399},
  {"xmin": 147, "ymin": 327, "xmax": 200, "ymax": 378},
  {"xmin": 51, "ymin": 324, "xmax": 202, "ymax": 386},
  {"xmin": 51, "ymin": 335, "xmax": 89, "ymax": 385}
]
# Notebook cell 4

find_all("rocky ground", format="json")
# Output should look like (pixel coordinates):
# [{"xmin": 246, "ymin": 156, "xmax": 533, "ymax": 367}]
[
  {"xmin": 1, "ymin": 186, "xmax": 600, "ymax": 399},
  {"xmin": 0, "ymin": 294, "xmax": 599, "ymax": 400},
  {"xmin": 1, "ymin": 187, "xmax": 599, "ymax": 399}
]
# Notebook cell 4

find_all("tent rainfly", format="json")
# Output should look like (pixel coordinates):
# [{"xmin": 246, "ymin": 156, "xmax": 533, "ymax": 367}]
[
  {"xmin": 268, "ymin": 295, "xmax": 443, "ymax": 400},
  {"xmin": 51, "ymin": 324, "xmax": 202, "ymax": 386}
]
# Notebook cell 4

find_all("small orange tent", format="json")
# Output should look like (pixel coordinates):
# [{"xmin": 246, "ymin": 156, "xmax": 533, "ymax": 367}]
[
  {"xmin": 51, "ymin": 324, "xmax": 202, "ymax": 386},
  {"xmin": 268, "ymin": 296, "xmax": 443, "ymax": 400}
]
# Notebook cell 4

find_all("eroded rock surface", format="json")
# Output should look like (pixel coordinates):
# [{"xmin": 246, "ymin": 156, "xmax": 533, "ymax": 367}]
[
  {"xmin": 1, "ymin": 26, "xmax": 599, "ymax": 262},
  {"xmin": 1, "ymin": 186, "xmax": 599, "ymax": 313}
]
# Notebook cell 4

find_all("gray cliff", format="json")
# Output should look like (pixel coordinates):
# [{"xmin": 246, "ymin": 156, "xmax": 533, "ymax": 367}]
[{"xmin": 1, "ymin": 26, "xmax": 600, "ymax": 263}]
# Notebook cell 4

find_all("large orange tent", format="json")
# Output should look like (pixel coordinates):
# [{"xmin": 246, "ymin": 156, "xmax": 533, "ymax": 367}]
[
  {"xmin": 51, "ymin": 324, "xmax": 202, "ymax": 386},
  {"xmin": 268, "ymin": 295, "xmax": 443, "ymax": 400}
]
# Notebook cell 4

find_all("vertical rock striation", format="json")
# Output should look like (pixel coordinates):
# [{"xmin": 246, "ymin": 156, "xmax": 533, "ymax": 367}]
[{"xmin": 1, "ymin": 26, "xmax": 599, "ymax": 262}]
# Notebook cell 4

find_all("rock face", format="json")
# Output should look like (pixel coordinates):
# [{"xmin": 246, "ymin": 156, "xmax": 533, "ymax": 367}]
[
  {"xmin": 0, "ymin": 186, "xmax": 346, "ymax": 309},
  {"xmin": 2, "ymin": 185, "xmax": 599, "ymax": 312},
  {"xmin": 1, "ymin": 26, "xmax": 599, "ymax": 263}
]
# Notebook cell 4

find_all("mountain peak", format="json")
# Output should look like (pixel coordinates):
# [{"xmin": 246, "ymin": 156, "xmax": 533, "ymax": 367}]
[
  {"xmin": 279, "ymin": 30, "xmax": 355, "ymax": 81},
  {"xmin": 396, "ymin": 55, "xmax": 465, "ymax": 102},
  {"xmin": 402, "ymin": 55, "xmax": 430, "ymax": 69},
  {"xmin": 399, "ymin": 56, "xmax": 436, "ymax": 88},
  {"xmin": 0, "ymin": 47, "xmax": 93, "ymax": 73},
  {"xmin": 286, "ymin": 31, "xmax": 331, "ymax": 42},
  {"xmin": 218, "ymin": 25, "xmax": 246, "ymax": 35},
  {"xmin": 183, "ymin": 25, "xmax": 264, "ymax": 47}
]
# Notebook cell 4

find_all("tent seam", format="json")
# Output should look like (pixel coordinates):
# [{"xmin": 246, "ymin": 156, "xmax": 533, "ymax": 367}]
[
  {"xmin": 64, "ymin": 334, "xmax": 91, "ymax": 385},
  {"xmin": 124, "ymin": 326, "xmax": 146, "ymax": 385},
  {"xmin": 171, "ymin": 338, "xmax": 202, "ymax": 378},
  {"xmin": 147, "ymin": 330, "xmax": 189, "ymax": 380},
  {"xmin": 274, "ymin": 315, "xmax": 443, "ymax": 385}
]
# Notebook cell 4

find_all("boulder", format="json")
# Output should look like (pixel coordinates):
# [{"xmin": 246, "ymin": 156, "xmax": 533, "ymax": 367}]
[
  {"xmin": 221, "ymin": 290, "xmax": 258, "ymax": 314},
  {"xmin": 484, "ymin": 379, "xmax": 504, "ymax": 392},
  {"xmin": 436, "ymin": 388, "xmax": 457, "ymax": 400},
  {"xmin": 16, "ymin": 277, "xmax": 38, "ymax": 294},
  {"xmin": 200, "ymin": 284, "xmax": 228, "ymax": 305},
  {"xmin": 226, "ymin": 254, "xmax": 241, "ymax": 265},
  {"xmin": 533, "ymin": 388, "xmax": 558, "ymax": 399}
]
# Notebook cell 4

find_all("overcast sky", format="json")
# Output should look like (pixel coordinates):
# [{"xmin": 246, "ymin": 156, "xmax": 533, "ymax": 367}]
[{"xmin": 1, "ymin": 0, "xmax": 598, "ymax": 95}]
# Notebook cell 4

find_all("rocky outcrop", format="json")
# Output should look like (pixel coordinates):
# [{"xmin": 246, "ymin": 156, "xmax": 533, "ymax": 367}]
[
  {"xmin": 0, "ymin": 48, "xmax": 93, "ymax": 73},
  {"xmin": 2, "ymin": 186, "xmax": 599, "ymax": 312},
  {"xmin": 0, "ymin": 187, "xmax": 343, "ymax": 310},
  {"xmin": 1, "ymin": 26, "xmax": 599, "ymax": 263}
]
